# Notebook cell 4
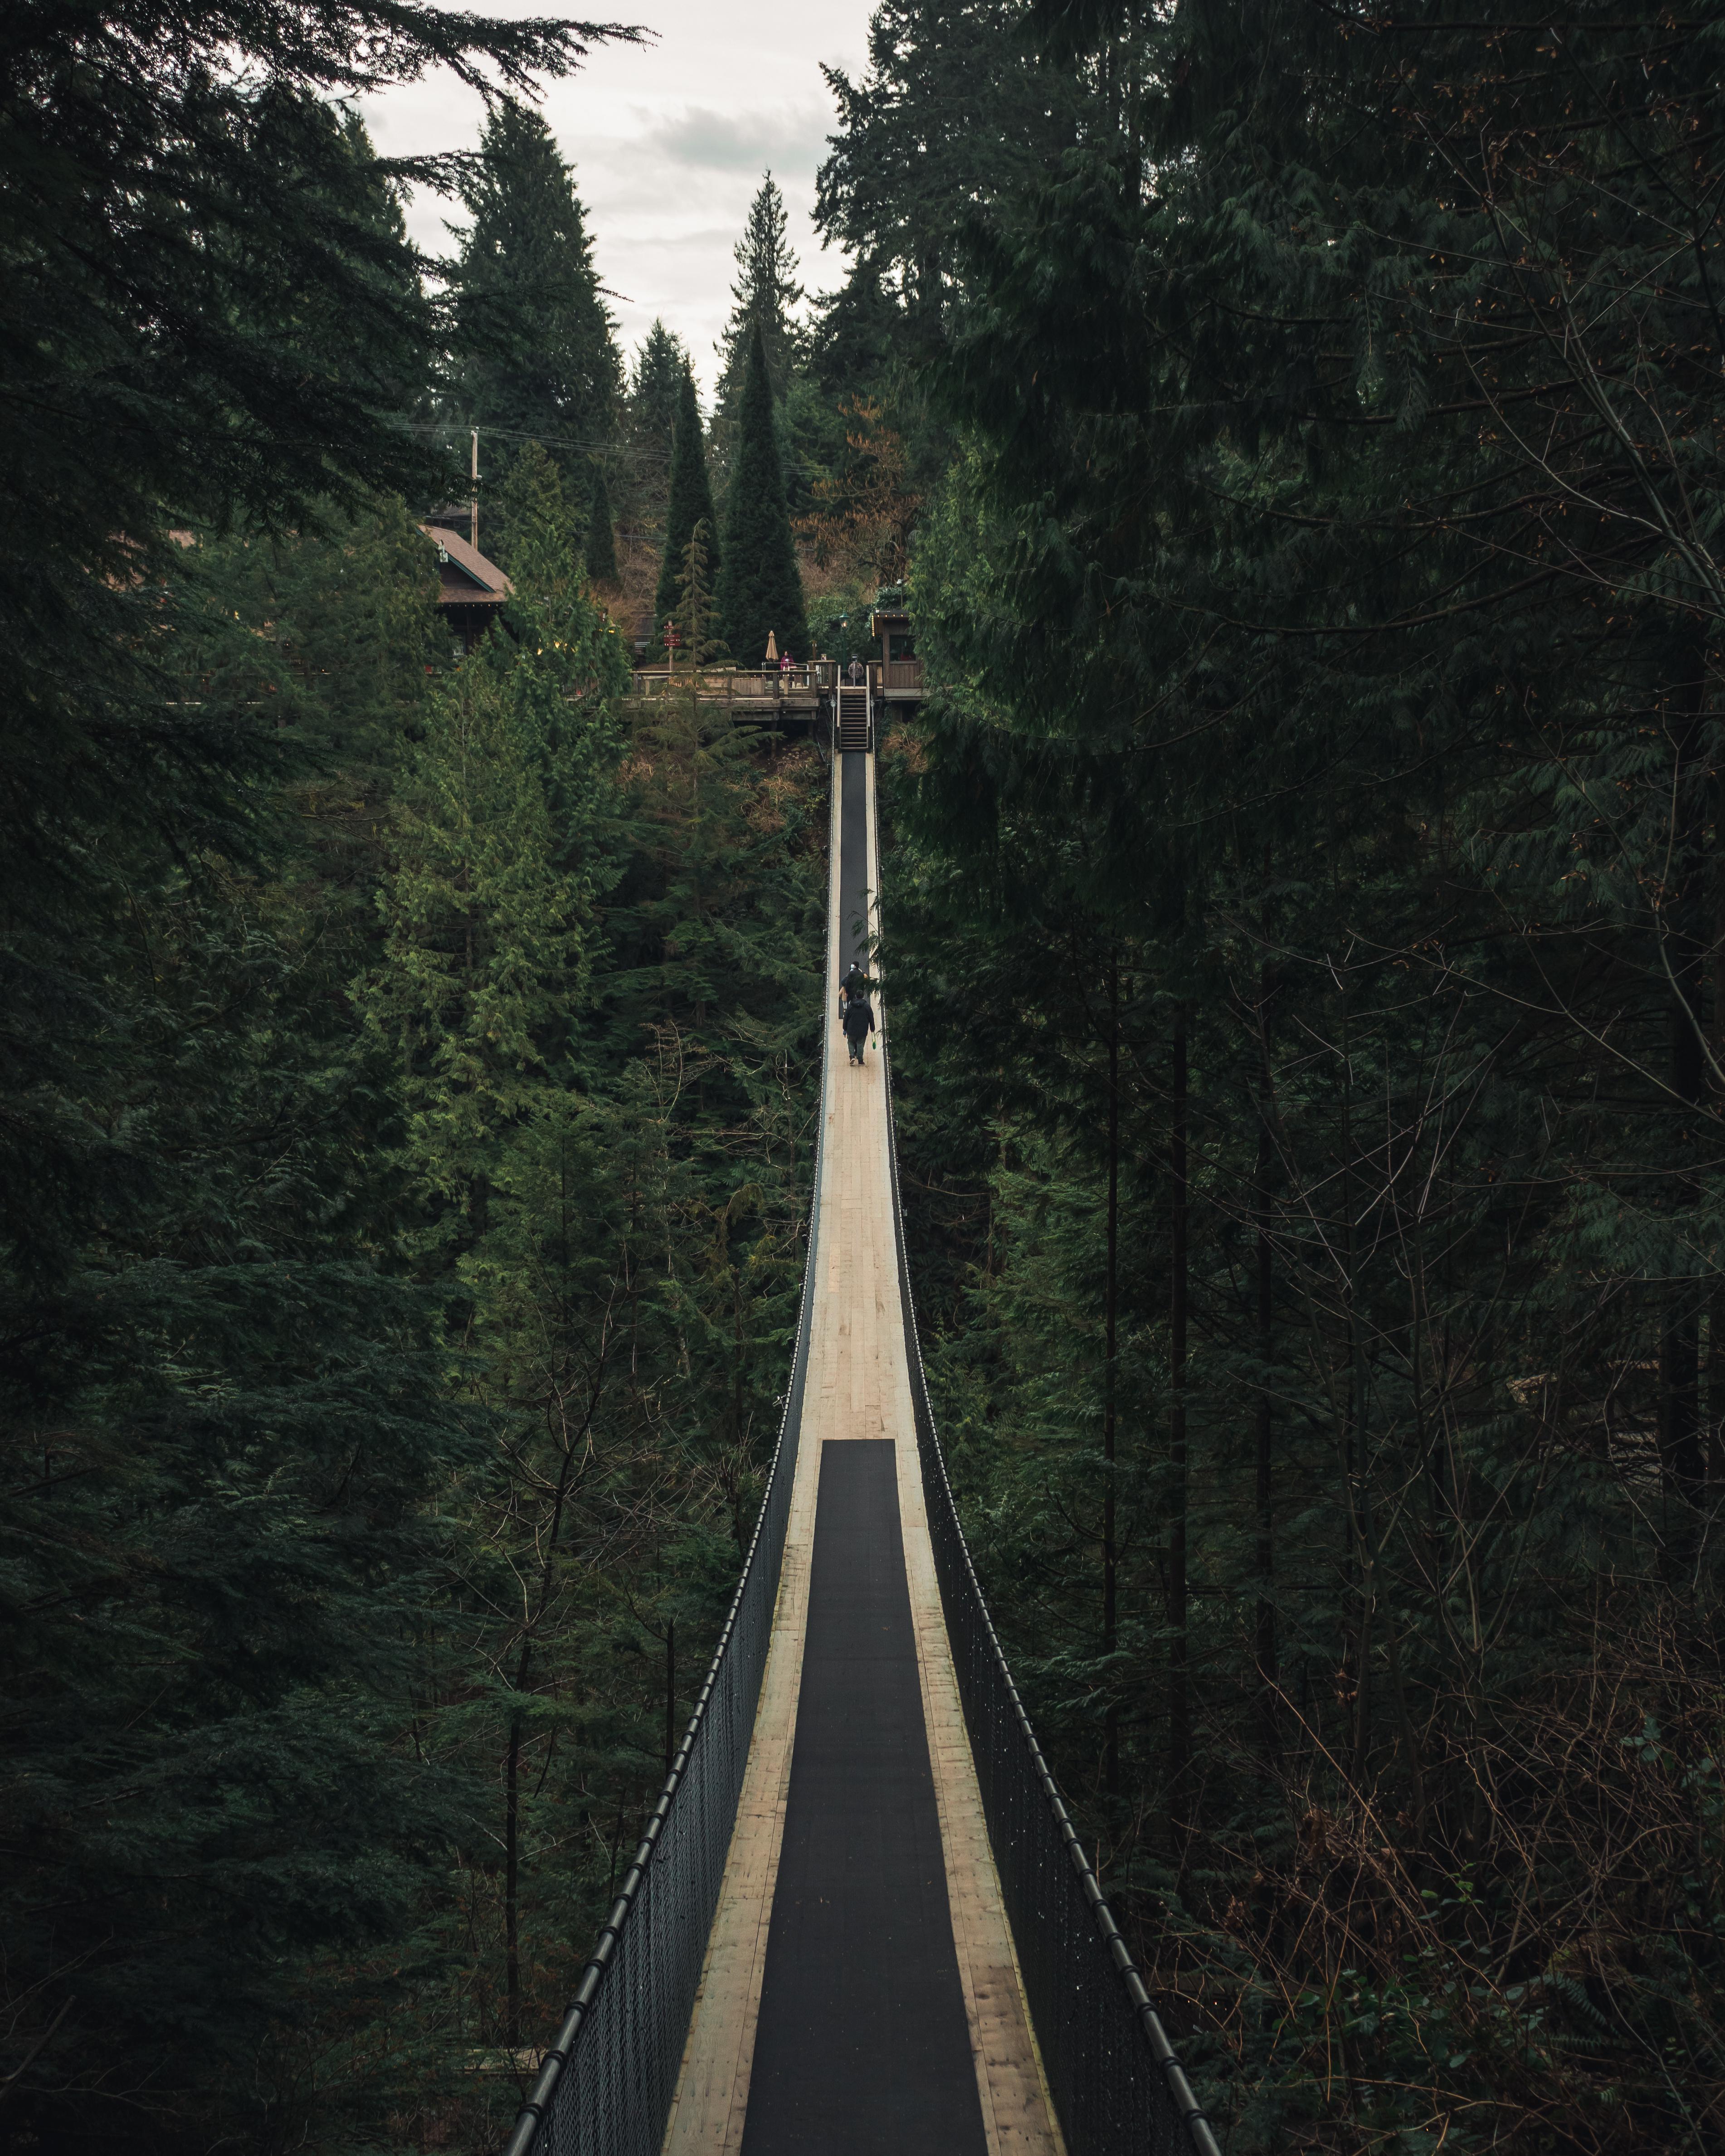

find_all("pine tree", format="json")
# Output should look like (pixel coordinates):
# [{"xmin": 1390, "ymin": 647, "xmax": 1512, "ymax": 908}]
[
  {"xmin": 624, "ymin": 320, "xmax": 689, "ymax": 528},
  {"xmin": 712, "ymin": 175, "xmax": 804, "ymax": 467},
  {"xmin": 815, "ymin": 0, "xmax": 1082, "ymax": 336},
  {"xmin": 719, "ymin": 174, "xmax": 804, "ymax": 393},
  {"xmin": 653, "ymin": 367, "xmax": 720, "ymax": 637},
  {"xmin": 369, "ymin": 468, "xmax": 629, "ymax": 1253},
  {"xmin": 585, "ymin": 459, "xmax": 619, "ymax": 584},
  {"xmin": 452, "ymin": 101, "xmax": 623, "ymax": 469},
  {"xmin": 675, "ymin": 519, "xmax": 728, "ymax": 664},
  {"xmin": 718, "ymin": 324, "xmax": 809, "ymax": 667},
  {"xmin": 629, "ymin": 320, "xmax": 690, "ymax": 458},
  {"xmin": 0, "ymin": 5, "xmax": 625, "ymax": 2132},
  {"xmin": 485, "ymin": 436, "xmax": 574, "ymax": 583}
]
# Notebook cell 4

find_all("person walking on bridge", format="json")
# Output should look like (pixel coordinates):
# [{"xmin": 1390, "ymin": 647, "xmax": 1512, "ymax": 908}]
[{"xmin": 839, "ymin": 960, "xmax": 875, "ymax": 1066}]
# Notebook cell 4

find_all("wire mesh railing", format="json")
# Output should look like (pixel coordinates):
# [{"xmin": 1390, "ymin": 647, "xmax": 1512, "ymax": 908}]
[
  {"xmin": 879, "ymin": 1029, "xmax": 1222, "ymax": 2156},
  {"xmin": 502, "ymin": 1044, "xmax": 824, "ymax": 2156}
]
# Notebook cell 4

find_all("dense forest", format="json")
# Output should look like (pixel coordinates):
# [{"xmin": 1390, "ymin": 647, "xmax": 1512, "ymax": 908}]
[{"xmin": 6, "ymin": 0, "xmax": 1725, "ymax": 2150}]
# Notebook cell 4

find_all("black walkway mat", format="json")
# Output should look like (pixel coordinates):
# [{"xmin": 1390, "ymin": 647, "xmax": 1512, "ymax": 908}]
[
  {"xmin": 740, "ymin": 1439, "xmax": 987, "ymax": 2156},
  {"xmin": 841, "ymin": 750, "xmax": 869, "ymax": 973}
]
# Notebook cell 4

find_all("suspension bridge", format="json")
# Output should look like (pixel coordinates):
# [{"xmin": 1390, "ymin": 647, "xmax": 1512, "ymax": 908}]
[{"xmin": 503, "ymin": 699, "xmax": 1220, "ymax": 2156}]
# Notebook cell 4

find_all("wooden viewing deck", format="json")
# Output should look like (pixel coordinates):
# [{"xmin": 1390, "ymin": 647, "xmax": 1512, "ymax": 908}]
[{"xmin": 627, "ymin": 660, "xmax": 926, "ymax": 715}]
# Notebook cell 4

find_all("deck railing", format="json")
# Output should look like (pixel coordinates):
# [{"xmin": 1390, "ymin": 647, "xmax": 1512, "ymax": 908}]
[{"xmin": 629, "ymin": 662, "xmax": 833, "ymax": 700}]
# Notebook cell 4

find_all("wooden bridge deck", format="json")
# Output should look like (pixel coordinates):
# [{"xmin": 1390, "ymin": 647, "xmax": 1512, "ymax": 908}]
[{"xmin": 661, "ymin": 749, "xmax": 1062, "ymax": 2156}]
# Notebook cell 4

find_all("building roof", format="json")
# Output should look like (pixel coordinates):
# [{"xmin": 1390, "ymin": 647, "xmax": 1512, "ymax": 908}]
[
  {"xmin": 870, "ymin": 606, "xmax": 910, "ymax": 634},
  {"xmin": 420, "ymin": 524, "xmax": 513, "ymax": 607}
]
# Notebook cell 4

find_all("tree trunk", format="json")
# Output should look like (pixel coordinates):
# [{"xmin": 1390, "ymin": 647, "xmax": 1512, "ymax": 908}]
[
  {"xmin": 1662, "ymin": 665, "xmax": 1708, "ymax": 1504},
  {"xmin": 504, "ymin": 1711, "xmax": 521, "ymax": 2047},
  {"xmin": 665, "ymin": 1618, "xmax": 678, "ymax": 1781},
  {"xmin": 1254, "ymin": 1120, "xmax": 1277, "ymax": 1757},
  {"xmin": 1167, "ymin": 1005, "xmax": 1189, "ymax": 1821},
  {"xmin": 1104, "ymin": 963, "xmax": 1120, "ymax": 1794}
]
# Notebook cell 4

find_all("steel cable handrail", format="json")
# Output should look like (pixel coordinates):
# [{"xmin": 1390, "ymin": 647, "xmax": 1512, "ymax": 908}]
[
  {"xmin": 877, "ymin": 1027, "xmax": 1222, "ymax": 2156},
  {"xmin": 502, "ymin": 1026, "xmax": 826, "ymax": 2156}
]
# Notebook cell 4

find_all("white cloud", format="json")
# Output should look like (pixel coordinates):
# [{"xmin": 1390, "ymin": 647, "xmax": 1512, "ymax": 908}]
[
  {"xmin": 359, "ymin": 0, "xmax": 870, "ymax": 399},
  {"xmin": 642, "ymin": 103, "xmax": 834, "ymax": 173}
]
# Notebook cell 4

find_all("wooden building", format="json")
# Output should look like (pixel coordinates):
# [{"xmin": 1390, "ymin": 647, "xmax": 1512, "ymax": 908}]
[
  {"xmin": 420, "ymin": 523, "xmax": 512, "ymax": 649},
  {"xmin": 868, "ymin": 605, "xmax": 926, "ymax": 706}
]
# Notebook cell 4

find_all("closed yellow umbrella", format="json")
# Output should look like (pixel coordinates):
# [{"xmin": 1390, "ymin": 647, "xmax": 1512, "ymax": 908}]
[{"xmin": 764, "ymin": 630, "xmax": 779, "ymax": 664}]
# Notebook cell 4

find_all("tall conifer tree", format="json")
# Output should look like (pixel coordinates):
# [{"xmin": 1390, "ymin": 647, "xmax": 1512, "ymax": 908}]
[
  {"xmin": 585, "ymin": 459, "xmax": 619, "ymax": 584},
  {"xmin": 629, "ymin": 320, "xmax": 690, "ymax": 456},
  {"xmin": 453, "ymin": 102, "xmax": 622, "ymax": 469},
  {"xmin": 717, "ymin": 324, "xmax": 809, "ymax": 665},
  {"xmin": 653, "ymin": 368, "xmax": 720, "ymax": 637},
  {"xmin": 717, "ymin": 175, "xmax": 804, "ymax": 402},
  {"xmin": 711, "ymin": 175, "xmax": 804, "ymax": 474}
]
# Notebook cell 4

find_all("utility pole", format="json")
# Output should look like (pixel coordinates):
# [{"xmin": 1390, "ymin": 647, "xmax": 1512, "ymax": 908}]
[{"xmin": 471, "ymin": 428, "xmax": 479, "ymax": 554}]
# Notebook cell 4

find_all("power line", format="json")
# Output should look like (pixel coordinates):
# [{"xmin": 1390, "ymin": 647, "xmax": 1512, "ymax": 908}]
[
  {"xmin": 410, "ymin": 420, "xmax": 840, "ymax": 481},
  {"xmin": 409, "ymin": 421, "xmax": 670, "ymax": 462}
]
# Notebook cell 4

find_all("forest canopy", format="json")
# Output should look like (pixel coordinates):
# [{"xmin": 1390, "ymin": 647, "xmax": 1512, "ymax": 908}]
[{"xmin": 8, "ymin": 0, "xmax": 1725, "ymax": 2150}]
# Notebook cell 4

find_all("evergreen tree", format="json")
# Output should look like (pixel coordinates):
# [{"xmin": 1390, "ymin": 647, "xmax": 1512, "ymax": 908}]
[
  {"xmin": 585, "ymin": 458, "xmax": 619, "ymax": 584},
  {"xmin": 873, "ymin": 2, "xmax": 1725, "ymax": 2144},
  {"xmin": 473, "ymin": 435, "xmax": 573, "ymax": 584},
  {"xmin": 808, "ymin": 256, "xmax": 901, "ymax": 403},
  {"xmin": 675, "ymin": 519, "xmax": 727, "ymax": 664},
  {"xmin": 718, "ymin": 324, "xmax": 809, "ymax": 667},
  {"xmin": 367, "ymin": 469, "xmax": 823, "ymax": 2073},
  {"xmin": 653, "ymin": 367, "xmax": 720, "ymax": 637},
  {"xmin": 711, "ymin": 175, "xmax": 805, "ymax": 478},
  {"xmin": 716, "ymin": 174, "xmax": 804, "ymax": 405},
  {"xmin": 368, "ymin": 479, "xmax": 629, "ymax": 1261},
  {"xmin": 0, "ymin": 2, "xmax": 625, "ymax": 2135},
  {"xmin": 816, "ymin": 0, "xmax": 1083, "ymax": 335},
  {"xmin": 624, "ymin": 319, "xmax": 689, "ymax": 527},
  {"xmin": 452, "ymin": 101, "xmax": 623, "ymax": 471},
  {"xmin": 629, "ymin": 319, "xmax": 691, "ymax": 457}
]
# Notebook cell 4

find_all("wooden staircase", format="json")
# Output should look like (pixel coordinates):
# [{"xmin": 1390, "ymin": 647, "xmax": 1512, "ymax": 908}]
[{"xmin": 836, "ymin": 683, "xmax": 872, "ymax": 753}]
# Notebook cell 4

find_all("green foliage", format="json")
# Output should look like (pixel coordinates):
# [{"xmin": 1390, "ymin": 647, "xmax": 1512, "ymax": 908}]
[
  {"xmin": 624, "ymin": 318, "xmax": 690, "ymax": 530},
  {"xmin": 674, "ymin": 519, "xmax": 729, "ymax": 665},
  {"xmin": 654, "ymin": 367, "xmax": 721, "ymax": 638},
  {"xmin": 0, "ymin": 522, "xmax": 472, "ymax": 2151},
  {"xmin": 630, "ymin": 320, "xmax": 690, "ymax": 456},
  {"xmin": 452, "ymin": 100, "xmax": 624, "ymax": 470},
  {"xmin": 712, "ymin": 173, "xmax": 805, "ymax": 478},
  {"xmin": 718, "ymin": 324, "xmax": 810, "ymax": 667},
  {"xmin": 815, "ymin": 0, "xmax": 1084, "ymax": 336},
  {"xmin": 486, "ymin": 436, "xmax": 578, "ymax": 583},
  {"xmin": 366, "ymin": 494, "xmax": 628, "ymax": 1253},
  {"xmin": 355, "ymin": 471, "xmax": 824, "ymax": 2121},
  {"xmin": 0, "ymin": 4, "xmax": 824, "ymax": 2137},
  {"xmin": 586, "ymin": 458, "xmax": 620, "ymax": 584},
  {"xmin": 857, "ymin": 0, "xmax": 1725, "ymax": 2145}
]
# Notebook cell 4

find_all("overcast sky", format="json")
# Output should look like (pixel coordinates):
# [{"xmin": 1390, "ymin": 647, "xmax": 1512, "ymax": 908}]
[{"xmin": 361, "ymin": 0, "xmax": 874, "ymax": 403}]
